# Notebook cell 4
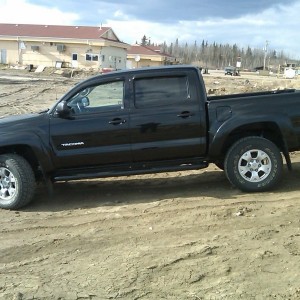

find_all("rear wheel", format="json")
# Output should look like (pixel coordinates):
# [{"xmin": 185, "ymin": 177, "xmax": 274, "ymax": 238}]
[
  {"xmin": 0, "ymin": 154, "xmax": 36, "ymax": 209},
  {"xmin": 224, "ymin": 137, "xmax": 283, "ymax": 192}
]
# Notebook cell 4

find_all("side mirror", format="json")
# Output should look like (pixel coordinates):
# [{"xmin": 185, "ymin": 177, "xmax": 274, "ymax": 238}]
[{"xmin": 56, "ymin": 101, "xmax": 72, "ymax": 118}]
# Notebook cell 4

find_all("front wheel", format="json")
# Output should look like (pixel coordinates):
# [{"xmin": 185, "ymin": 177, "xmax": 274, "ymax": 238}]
[
  {"xmin": 224, "ymin": 137, "xmax": 283, "ymax": 192},
  {"xmin": 0, "ymin": 154, "xmax": 36, "ymax": 209}
]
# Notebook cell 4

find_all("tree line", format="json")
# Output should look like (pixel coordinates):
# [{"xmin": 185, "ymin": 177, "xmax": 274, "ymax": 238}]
[{"xmin": 141, "ymin": 36, "xmax": 298, "ymax": 70}]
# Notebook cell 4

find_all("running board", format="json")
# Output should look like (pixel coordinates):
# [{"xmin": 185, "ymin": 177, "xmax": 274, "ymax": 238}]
[{"xmin": 53, "ymin": 161, "xmax": 209, "ymax": 182}]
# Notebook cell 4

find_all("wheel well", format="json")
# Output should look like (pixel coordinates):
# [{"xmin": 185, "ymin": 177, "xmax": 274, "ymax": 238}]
[
  {"xmin": 0, "ymin": 145, "xmax": 41, "ymax": 177},
  {"xmin": 220, "ymin": 122, "xmax": 285, "ymax": 159}
]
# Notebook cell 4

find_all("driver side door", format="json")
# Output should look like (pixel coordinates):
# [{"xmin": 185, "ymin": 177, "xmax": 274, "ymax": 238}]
[{"xmin": 49, "ymin": 78, "xmax": 130, "ymax": 169}]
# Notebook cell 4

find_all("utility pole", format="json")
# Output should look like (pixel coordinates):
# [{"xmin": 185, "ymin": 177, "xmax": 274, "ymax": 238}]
[{"xmin": 263, "ymin": 40, "xmax": 269, "ymax": 70}]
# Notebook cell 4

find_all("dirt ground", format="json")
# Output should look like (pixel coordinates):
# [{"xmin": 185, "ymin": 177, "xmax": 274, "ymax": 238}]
[{"xmin": 0, "ymin": 67, "xmax": 300, "ymax": 300}]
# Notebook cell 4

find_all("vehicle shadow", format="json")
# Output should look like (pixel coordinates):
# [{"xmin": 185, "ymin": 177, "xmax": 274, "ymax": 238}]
[{"xmin": 24, "ymin": 161, "xmax": 300, "ymax": 212}]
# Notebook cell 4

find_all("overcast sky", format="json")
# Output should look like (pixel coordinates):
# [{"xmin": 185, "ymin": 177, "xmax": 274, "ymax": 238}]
[{"xmin": 1, "ymin": 0, "xmax": 300, "ymax": 58}]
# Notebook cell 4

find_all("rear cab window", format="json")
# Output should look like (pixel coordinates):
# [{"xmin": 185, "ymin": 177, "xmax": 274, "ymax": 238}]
[{"xmin": 133, "ymin": 74, "xmax": 192, "ymax": 109}]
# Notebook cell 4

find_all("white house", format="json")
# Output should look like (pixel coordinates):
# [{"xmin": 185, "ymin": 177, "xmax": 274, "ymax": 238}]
[{"xmin": 0, "ymin": 23, "xmax": 130, "ymax": 70}]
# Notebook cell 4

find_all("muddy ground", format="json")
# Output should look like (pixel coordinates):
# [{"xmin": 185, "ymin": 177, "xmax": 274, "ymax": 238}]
[{"xmin": 0, "ymin": 67, "xmax": 300, "ymax": 300}]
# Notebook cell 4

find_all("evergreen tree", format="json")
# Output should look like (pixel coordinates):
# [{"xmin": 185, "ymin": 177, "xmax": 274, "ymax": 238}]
[{"xmin": 157, "ymin": 38, "xmax": 297, "ymax": 69}]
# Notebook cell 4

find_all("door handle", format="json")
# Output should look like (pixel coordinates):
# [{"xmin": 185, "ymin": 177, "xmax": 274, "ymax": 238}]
[
  {"xmin": 177, "ymin": 111, "xmax": 193, "ymax": 118},
  {"xmin": 109, "ymin": 118, "xmax": 126, "ymax": 125}
]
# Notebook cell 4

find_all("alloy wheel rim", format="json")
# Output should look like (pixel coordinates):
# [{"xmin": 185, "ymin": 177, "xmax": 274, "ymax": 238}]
[
  {"xmin": 0, "ymin": 167, "xmax": 17, "ymax": 201},
  {"xmin": 238, "ymin": 149, "xmax": 272, "ymax": 183}
]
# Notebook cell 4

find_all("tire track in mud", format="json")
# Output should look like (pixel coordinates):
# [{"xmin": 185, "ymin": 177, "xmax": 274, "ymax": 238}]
[
  {"xmin": 0, "ymin": 192, "xmax": 300, "ymax": 299},
  {"xmin": 0, "ymin": 87, "xmax": 29, "ymax": 99},
  {"xmin": 10, "ymin": 87, "xmax": 53, "ymax": 114},
  {"xmin": 0, "ymin": 86, "xmax": 56, "ymax": 116},
  {"xmin": 0, "ymin": 86, "xmax": 52, "ymax": 99},
  {"xmin": 0, "ymin": 75, "xmax": 72, "ymax": 117}
]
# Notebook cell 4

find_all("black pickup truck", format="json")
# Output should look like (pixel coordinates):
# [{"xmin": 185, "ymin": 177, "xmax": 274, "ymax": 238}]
[{"xmin": 1, "ymin": 65, "xmax": 300, "ymax": 209}]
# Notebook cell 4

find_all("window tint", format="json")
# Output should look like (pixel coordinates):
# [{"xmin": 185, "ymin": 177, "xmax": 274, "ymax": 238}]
[
  {"xmin": 68, "ymin": 81, "xmax": 124, "ymax": 113},
  {"xmin": 134, "ymin": 76, "xmax": 190, "ymax": 108},
  {"xmin": 88, "ymin": 81, "xmax": 123, "ymax": 108}
]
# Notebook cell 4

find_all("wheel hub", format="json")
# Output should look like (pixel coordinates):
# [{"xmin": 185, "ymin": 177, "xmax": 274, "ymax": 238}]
[
  {"xmin": 238, "ymin": 149, "xmax": 272, "ymax": 183},
  {"xmin": 248, "ymin": 159, "xmax": 261, "ymax": 171}
]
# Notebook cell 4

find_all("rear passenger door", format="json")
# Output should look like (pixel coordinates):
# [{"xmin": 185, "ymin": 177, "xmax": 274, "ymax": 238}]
[{"xmin": 129, "ymin": 69, "xmax": 207, "ymax": 162}]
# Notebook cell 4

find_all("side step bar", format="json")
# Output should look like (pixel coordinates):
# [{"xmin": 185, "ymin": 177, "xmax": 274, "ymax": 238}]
[{"xmin": 53, "ymin": 161, "xmax": 209, "ymax": 182}]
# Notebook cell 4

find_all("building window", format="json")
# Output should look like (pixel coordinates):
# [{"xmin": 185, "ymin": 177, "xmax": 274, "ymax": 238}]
[
  {"xmin": 86, "ymin": 54, "xmax": 99, "ymax": 61},
  {"xmin": 72, "ymin": 53, "xmax": 78, "ymax": 60},
  {"xmin": 92, "ymin": 55, "xmax": 98, "ymax": 61}
]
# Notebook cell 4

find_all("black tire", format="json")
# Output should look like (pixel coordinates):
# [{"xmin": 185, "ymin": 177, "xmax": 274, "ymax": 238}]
[
  {"xmin": 0, "ymin": 154, "xmax": 36, "ymax": 209},
  {"xmin": 224, "ymin": 137, "xmax": 283, "ymax": 192}
]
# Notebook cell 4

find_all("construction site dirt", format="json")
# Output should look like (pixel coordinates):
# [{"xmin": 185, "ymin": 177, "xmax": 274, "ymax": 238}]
[{"xmin": 0, "ymin": 67, "xmax": 300, "ymax": 300}]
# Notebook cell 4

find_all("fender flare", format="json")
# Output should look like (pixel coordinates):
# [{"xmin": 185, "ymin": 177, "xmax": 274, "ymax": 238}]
[{"xmin": 208, "ymin": 114, "xmax": 299, "ymax": 159}]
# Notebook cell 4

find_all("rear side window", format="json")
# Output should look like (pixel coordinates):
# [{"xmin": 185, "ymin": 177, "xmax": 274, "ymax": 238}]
[{"xmin": 134, "ymin": 76, "xmax": 190, "ymax": 108}]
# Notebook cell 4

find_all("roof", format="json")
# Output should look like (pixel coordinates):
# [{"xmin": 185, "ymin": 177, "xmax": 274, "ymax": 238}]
[
  {"xmin": 128, "ymin": 44, "xmax": 172, "ymax": 57},
  {"xmin": 0, "ymin": 23, "xmax": 117, "ymax": 41},
  {"xmin": 145, "ymin": 45, "xmax": 162, "ymax": 52},
  {"xmin": 128, "ymin": 45, "xmax": 162, "ymax": 55}
]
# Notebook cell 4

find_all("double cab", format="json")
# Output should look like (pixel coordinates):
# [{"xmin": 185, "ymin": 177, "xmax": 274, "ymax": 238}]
[{"xmin": 0, "ymin": 65, "xmax": 300, "ymax": 209}]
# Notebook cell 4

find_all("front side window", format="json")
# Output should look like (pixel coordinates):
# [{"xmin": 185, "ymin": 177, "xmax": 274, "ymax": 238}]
[
  {"xmin": 134, "ymin": 76, "xmax": 190, "ymax": 108},
  {"xmin": 68, "ymin": 80, "xmax": 124, "ymax": 114}
]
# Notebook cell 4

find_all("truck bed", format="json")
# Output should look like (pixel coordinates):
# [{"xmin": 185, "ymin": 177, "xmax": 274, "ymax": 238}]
[{"xmin": 207, "ymin": 88, "xmax": 297, "ymax": 101}]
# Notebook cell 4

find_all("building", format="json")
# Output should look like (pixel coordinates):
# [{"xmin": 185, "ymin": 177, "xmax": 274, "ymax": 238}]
[
  {"xmin": 0, "ymin": 23, "xmax": 130, "ymax": 70},
  {"xmin": 127, "ymin": 44, "xmax": 175, "ymax": 69}
]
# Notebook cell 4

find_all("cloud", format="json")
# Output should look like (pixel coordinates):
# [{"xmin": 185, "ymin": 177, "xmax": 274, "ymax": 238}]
[
  {"xmin": 105, "ymin": 19, "xmax": 178, "ymax": 44},
  {"xmin": 107, "ymin": 0, "xmax": 300, "ymax": 58},
  {"xmin": 1, "ymin": 0, "xmax": 299, "ymax": 58},
  {"xmin": 92, "ymin": 0, "xmax": 297, "ymax": 24},
  {"xmin": 0, "ymin": 0, "xmax": 79, "ymax": 25}
]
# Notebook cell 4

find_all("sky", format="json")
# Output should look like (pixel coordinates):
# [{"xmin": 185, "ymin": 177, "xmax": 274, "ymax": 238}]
[{"xmin": 1, "ymin": 0, "xmax": 300, "ymax": 58}]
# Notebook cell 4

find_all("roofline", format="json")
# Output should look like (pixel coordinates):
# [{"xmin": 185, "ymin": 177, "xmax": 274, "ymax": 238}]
[
  {"xmin": 103, "ymin": 27, "xmax": 121, "ymax": 43},
  {"xmin": 127, "ymin": 44, "xmax": 175, "ymax": 58},
  {"xmin": 127, "ymin": 54, "xmax": 170, "ymax": 58},
  {"xmin": 0, "ymin": 23, "xmax": 126, "ymax": 43}
]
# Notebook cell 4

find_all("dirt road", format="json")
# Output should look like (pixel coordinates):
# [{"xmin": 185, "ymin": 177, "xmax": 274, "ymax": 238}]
[{"xmin": 0, "ymin": 68, "xmax": 300, "ymax": 299}]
